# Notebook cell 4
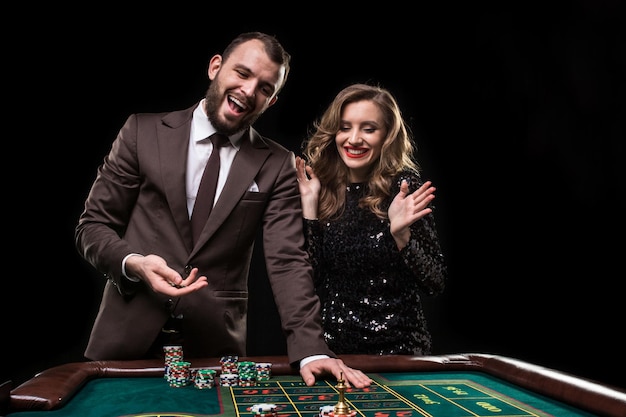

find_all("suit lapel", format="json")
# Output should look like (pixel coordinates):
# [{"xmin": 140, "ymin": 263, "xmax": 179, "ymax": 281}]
[
  {"xmin": 191, "ymin": 129, "xmax": 270, "ymax": 254},
  {"xmin": 159, "ymin": 106, "xmax": 194, "ymax": 252}
]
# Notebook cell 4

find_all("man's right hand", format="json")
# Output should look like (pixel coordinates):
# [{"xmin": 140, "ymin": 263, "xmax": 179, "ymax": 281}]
[{"xmin": 125, "ymin": 254, "xmax": 209, "ymax": 296}]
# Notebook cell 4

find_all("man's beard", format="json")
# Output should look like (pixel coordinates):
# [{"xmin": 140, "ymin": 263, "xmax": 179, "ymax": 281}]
[{"xmin": 204, "ymin": 81, "xmax": 262, "ymax": 135}]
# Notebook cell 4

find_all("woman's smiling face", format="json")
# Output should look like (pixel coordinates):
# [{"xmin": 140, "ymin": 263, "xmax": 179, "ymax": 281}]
[{"xmin": 335, "ymin": 100, "xmax": 387, "ymax": 183}]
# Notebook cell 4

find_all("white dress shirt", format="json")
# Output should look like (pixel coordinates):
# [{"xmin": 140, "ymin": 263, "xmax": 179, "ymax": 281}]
[{"xmin": 186, "ymin": 99, "xmax": 243, "ymax": 218}]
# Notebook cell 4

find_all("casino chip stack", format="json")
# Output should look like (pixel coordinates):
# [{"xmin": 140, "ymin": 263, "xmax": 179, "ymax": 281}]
[
  {"xmin": 168, "ymin": 360, "xmax": 192, "ymax": 387},
  {"xmin": 220, "ymin": 372, "xmax": 239, "ymax": 386},
  {"xmin": 255, "ymin": 362, "xmax": 272, "ymax": 381},
  {"xmin": 220, "ymin": 355, "xmax": 239, "ymax": 374},
  {"xmin": 163, "ymin": 345, "xmax": 184, "ymax": 379},
  {"xmin": 218, "ymin": 356, "xmax": 273, "ymax": 387},
  {"xmin": 194, "ymin": 368, "xmax": 217, "ymax": 389},
  {"xmin": 237, "ymin": 361, "xmax": 257, "ymax": 387},
  {"xmin": 219, "ymin": 355, "xmax": 240, "ymax": 386}
]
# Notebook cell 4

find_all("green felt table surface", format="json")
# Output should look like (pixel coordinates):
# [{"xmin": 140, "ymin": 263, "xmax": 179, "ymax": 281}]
[
  {"xmin": 7, "ymin": 354, "xmax": 625, "ymax": 417},
  {"xmin": 7, "ymin": 371, "xmax": 600, "ymax": 417}
]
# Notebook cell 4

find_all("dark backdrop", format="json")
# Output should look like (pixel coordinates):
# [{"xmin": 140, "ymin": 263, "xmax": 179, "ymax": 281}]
[{"xmin": 4, "ymin": 3, "xmax": 624, "ymax": 390}]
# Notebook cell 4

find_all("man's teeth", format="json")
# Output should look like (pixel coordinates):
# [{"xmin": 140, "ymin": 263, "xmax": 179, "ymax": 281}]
[{"xmin": 229, "ymin": 96, "xmax": 246, "ymax": 110}]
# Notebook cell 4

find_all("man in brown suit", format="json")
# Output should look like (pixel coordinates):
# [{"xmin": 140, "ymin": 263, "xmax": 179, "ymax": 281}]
[{"xmin": 75, "ymin": 32, "xmax": 371, "ymax": 388}]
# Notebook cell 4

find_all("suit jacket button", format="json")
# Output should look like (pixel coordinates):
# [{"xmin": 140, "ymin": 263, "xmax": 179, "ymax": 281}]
[{"xmin": 184, "ymin": 265, "xmax": 192, "ymax": 275}]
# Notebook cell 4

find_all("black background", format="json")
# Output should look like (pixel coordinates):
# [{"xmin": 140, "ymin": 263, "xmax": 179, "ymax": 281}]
[{"xmin": 4, "ymin": 3, "xmax": 624, "ymax": 390}]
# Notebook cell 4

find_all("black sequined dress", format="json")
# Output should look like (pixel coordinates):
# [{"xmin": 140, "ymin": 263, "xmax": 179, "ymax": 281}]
[{"xmin": 303, "ymin": 171, "xmax": 447, "ymax": 355}]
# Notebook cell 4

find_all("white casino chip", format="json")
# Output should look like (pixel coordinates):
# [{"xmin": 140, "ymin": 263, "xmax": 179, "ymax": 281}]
[{"xmin": 251, "ymin": 403, "xmax": 277, "ymax": 413}]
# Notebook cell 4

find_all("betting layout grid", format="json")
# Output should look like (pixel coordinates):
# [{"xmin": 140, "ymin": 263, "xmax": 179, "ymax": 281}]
[{"xmin": 229, "ymin": 375, "xmax": 570, "ymax": 417}]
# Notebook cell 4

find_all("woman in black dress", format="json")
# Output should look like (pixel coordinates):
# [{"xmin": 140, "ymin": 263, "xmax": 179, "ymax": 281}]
[{"xmin": 296, "ymin": 83, "xmax": 447, "ymax": 355}]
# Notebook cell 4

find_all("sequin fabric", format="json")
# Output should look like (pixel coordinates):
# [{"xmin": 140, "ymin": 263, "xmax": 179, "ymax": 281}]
[{"xmin": 304, "ymin": 171, "xmax": 447, "ymax": 355}]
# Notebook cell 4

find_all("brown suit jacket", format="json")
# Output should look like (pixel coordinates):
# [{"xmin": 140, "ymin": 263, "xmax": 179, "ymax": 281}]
[{"xmin": 76, "ymin": 103, "xmax": 333, "ymax": 365}]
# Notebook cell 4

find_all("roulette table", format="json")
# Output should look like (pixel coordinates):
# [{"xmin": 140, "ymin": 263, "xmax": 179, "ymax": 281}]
[{"xmin": 4, "ymin": 353, "xmax": 625, "ymax": 417}]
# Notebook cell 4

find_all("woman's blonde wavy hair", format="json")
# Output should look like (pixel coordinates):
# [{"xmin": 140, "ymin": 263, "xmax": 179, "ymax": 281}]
[{"xmin": 301, "ymin": 83, "xmax": 420, "ymax": 221}]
